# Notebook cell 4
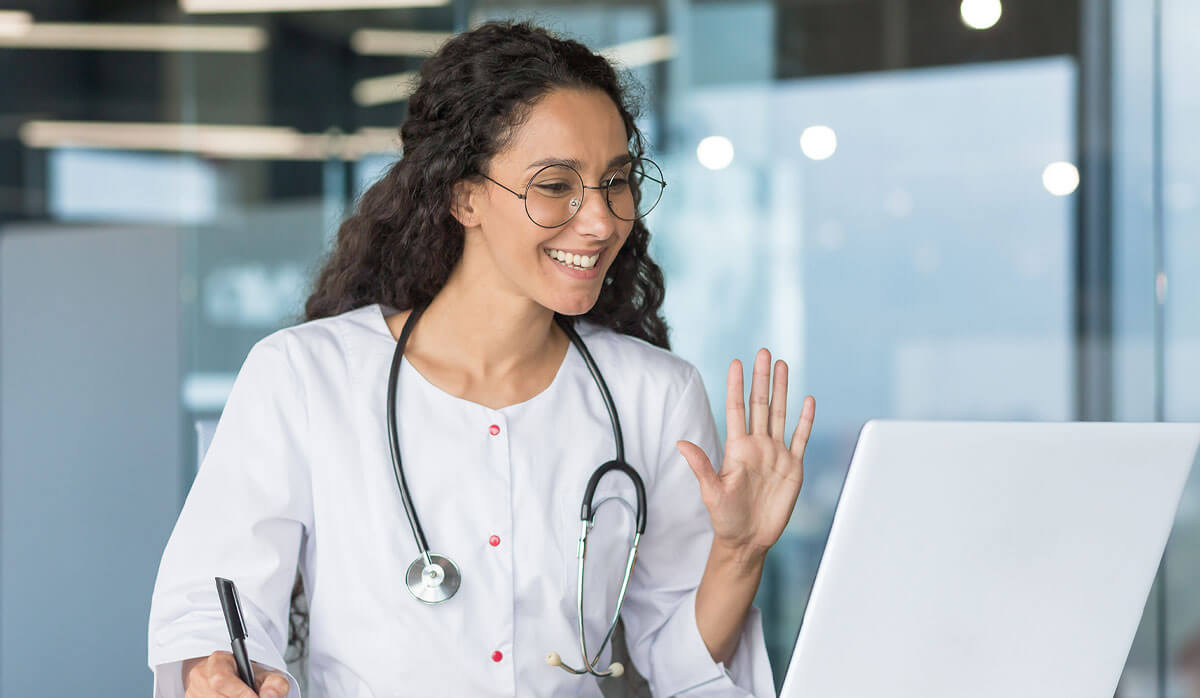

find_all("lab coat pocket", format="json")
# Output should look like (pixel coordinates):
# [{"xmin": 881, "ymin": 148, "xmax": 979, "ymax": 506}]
[{"xmin": 560, "ymin": 482, "xmax": 640, "ymax": 642}]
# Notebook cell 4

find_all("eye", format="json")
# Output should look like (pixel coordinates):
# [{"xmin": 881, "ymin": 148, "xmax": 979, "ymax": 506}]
[
  {"xmin": 605, "ymin": 177, "xmax": 629, "ymax": 191},
  {"xmin": 532, "ymin": 182, "xmax": 575, "ymax": 196}
]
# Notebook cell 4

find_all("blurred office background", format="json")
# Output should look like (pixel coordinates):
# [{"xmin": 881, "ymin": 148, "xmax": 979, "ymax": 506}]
[{"xmin": 1, "ymin": 0, "xmax": 1197, "ymax": 695}]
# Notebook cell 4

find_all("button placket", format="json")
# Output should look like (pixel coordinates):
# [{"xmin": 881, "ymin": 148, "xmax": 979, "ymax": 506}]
[{"xmin": 482, "ymin": 411, "xmax": 513, "ymax": 682}]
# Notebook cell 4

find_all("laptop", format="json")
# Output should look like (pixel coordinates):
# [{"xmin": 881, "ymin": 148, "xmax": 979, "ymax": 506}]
[{"xmin": 779, "ymin": 420, "xmax": 1200, "ymax": 698}]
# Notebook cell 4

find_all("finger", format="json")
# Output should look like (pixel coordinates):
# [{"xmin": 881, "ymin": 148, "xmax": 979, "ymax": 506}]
[
  {"xmin": 748, "ymin": 348, "xmax": 771, "ymax": 435},
  {"xmin": 789, "ymin": 395, "xmax": 816, "ymax": 460},
  {"xmin": 257, "ymin": 672, "xmax": 291, "ymax": 698},
  {"xmin": 207, "ymin": 654, "xmax": 259, "ymax": 698},
  {"xmin": 677, "ymin": 440, "xmax": 720, "ymax": 501},
  {"xmin": 182, "ymin": 656, "xmax": 209, "ymax": 690},
  {"xmin": 725, "ymin": 359, "xmax": 746, "ymax": 437},
  {"xmin": 210, "ymin": 669, "xmax": 257, "ymax": 698},
  {"xmin": 768, "ymin": 359, "xmax": 788, "ymax": 441}
]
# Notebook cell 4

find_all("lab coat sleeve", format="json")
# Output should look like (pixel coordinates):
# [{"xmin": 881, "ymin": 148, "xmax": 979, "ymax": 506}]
[
  {"xmin": 147, "ymin": 335, "xmax": 313, "ymax": 698},
  {"xmin": 620, "ymin": 367, "xmax": 777, "ymax": 697}
]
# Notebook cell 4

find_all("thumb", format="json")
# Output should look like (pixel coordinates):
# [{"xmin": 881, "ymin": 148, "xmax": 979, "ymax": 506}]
[
  {"xmin": 253, "ymin": 664, "xmax": 291, "ymax": 698},
  {"xmin": 677, "ymin": 440, "xmax": 720, "ymax": 500}
]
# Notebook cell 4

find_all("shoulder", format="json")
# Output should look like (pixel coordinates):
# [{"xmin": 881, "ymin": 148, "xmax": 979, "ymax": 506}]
[
  {"xmin": 572, "ymin": 319, "xmax": 719, "ymax": 471},
  {"xmin": 249, "ymin": 302, "xmax": 390, "ymax": 382},
  {"xmin": 572, "ymin": 318, "xmax": 703, "ymax": 408}
]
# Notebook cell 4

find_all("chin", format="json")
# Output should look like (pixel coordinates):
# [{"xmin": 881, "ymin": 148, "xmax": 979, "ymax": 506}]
[{"xmin": 545, "ymin": 291, "xmax": 600, "ymax": 318}]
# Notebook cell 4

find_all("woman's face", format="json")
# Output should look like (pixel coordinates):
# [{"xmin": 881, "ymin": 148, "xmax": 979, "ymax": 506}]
[{"xmin": 461, "ymin": 87, "xmax": 635, "ymax": 317}]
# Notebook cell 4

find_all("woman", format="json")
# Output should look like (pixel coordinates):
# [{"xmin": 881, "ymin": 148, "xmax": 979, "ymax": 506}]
[{"xmin": 148, "ymin": 20, "xmax": 815, "ymax": 698}]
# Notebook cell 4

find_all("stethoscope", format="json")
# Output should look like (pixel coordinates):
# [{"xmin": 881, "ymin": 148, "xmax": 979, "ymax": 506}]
[{"xmin": 385, "ymin": 302, "xmax": 648, "ymax": 678}]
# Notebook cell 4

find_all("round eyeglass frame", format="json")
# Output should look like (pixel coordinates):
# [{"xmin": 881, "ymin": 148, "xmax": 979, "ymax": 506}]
[{"xmin": 479, "ymin": 158, "xmax": 666, "ymax": 229}]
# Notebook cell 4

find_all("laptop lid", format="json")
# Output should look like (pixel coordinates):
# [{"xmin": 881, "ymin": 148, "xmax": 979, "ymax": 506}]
[{"xmin": 779, "ymin": 420, "xmax": 1200, "ymax": 698}]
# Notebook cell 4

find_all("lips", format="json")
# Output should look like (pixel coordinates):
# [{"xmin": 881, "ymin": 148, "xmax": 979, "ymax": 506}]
[{"xmin": 544, "ymin": 246, "xmax": 603, "ymax": 279}]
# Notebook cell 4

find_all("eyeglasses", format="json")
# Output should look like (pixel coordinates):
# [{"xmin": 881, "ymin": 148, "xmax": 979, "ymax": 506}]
[{"xmin": 479, "ymin": 157, "xmax": 665, "ymax": 229}]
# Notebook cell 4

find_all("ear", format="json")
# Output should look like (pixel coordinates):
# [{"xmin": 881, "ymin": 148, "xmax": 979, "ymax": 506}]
[{"xmin": 449, "ymin": 178, "xmax": 483, "ymax": 228}]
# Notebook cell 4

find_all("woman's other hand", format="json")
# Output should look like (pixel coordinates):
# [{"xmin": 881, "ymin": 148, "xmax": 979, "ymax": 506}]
[{"xmin": 182, "ymin": 651, "xmax": 291, "ymax": 698}]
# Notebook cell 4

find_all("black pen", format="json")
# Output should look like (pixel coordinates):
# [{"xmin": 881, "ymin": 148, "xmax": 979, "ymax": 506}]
[{"xmin": 215, "ymin": 577, "xmax": 258, "ymax": 693}]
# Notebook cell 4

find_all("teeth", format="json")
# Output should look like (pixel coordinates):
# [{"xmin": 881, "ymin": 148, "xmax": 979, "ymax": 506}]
[{"xmin": 544, "ymin": 248, "xmax": 599, "ymax": 270}]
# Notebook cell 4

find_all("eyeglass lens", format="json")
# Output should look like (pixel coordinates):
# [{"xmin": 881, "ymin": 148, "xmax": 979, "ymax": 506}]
[{"xmin": 523, "ymin": 159, "xmax": 664, "ymax": 227}]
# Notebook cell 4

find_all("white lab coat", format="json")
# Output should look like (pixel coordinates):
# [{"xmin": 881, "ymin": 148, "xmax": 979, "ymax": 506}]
[{"xmin": 147, "ymin": 302, "xmax": 776, "ymax": 697}]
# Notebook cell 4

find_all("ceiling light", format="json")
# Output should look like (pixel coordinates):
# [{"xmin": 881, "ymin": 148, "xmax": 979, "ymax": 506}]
[
  {"xmin": 350, "ymin": 29, "xmax": 452, "ymax": 56},
  {"xmin": 1042, "ymin": 161, "xmax": 1079, "ymax": 196},
  {"xmin": 696, "ymin": 136, "xmax": 734, "ymax": 171},
  {"xmin": 799, "ymin": 125, "xmax": 837, "ymax": 160},
  {"xmin": 0, "ymin": 10, "xmax": 33, "ymax": 38},
  {"xmin": 960, "ymin": 0, "xmax": 1002, "ymax": 30},
  {"xmin": 181, "ymin": 0, "xmax": 448, "ymax": 13},
  {"xmin": 349, "ymin": 33, "xmax": 677, "ymax": 107},
  {"xmin": 19, "ymin": 120, "xmax": 400, "ymax": 160},
  {"xmin": 352, "ymin": 70, "xmax": 420, "ymax": 107},
  {"xmin": 0, "ymin": 22, "xmax": 266, "ymax": 52}
]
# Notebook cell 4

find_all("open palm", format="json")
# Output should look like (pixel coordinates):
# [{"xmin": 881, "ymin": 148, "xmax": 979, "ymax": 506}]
[{"xmin": 677, "ymin": 348, "xmax": 816, "ymax": 554}]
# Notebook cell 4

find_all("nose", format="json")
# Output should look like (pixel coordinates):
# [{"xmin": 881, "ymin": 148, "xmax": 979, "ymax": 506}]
[{"xmin": 571, "ymin": 186, "xmax": 620, "ymax": 240}]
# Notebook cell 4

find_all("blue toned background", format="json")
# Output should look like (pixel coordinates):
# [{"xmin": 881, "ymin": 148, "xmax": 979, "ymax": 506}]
[{"xmin": 1, "ymin": 0, "xmax": 1197, "ymax": 695}]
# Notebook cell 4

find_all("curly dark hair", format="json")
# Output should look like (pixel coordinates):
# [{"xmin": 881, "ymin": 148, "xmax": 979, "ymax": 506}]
[{"xmin": 287, "ymin": 20, "xmax": 672, "ymax": 663}]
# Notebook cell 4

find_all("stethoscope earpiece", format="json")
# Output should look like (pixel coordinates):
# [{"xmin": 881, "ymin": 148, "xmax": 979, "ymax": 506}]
[{"xmin": 545, "ymin": 650, "xmax": 624, "ymax": 678}]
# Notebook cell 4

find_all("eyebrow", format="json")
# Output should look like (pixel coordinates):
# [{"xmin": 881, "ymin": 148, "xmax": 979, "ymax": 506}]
[{"xmin": 524, "ymin": 153, "xmax": 632, "ymax": 173}]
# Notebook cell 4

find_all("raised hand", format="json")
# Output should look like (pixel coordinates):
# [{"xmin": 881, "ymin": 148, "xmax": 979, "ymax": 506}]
[{"xmin": 677, "ymin": 348, "xmax": 816, "ymax": 558}]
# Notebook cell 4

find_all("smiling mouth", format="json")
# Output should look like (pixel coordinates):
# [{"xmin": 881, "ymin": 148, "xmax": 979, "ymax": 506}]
[{"xmin": 544, "ymin": 247, "xmax": 601, "ymax": 270}]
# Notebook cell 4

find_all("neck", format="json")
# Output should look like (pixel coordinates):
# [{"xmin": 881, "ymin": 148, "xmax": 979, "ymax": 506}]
[{"xmin": 412, "ymin": 264, "xmax": 560, "ymax": 379}]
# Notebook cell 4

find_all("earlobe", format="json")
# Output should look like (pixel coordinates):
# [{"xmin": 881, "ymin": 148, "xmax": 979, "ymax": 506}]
[{"xmin": 450, "ymin": 179, "xmax": 481, "ymax": 228}]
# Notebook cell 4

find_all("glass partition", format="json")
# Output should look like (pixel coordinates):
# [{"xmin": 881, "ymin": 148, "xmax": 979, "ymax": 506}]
[{"xmin": 0, "ymin": 1, "xmax": 1195, "ymax": 694}]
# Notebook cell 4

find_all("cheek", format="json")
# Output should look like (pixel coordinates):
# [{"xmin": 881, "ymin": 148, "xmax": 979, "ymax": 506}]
[
  {"xmin": 612, "ymin": 223, "xmax": 636, "ymax": 256},
  {"xmin": 480, "ymin": 210, "xmax": 543, "ymax": 262}
]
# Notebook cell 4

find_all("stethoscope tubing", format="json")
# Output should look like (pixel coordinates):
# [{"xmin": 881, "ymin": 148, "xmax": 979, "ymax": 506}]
[
  {"xmin": 385, "ymin": 302, "xmax": 433, "ymax": 563},
  {"xmin": 555, "ymin": 313, "xmax": 625, "ymax": 463},
  {"xmin": 385, "ymin": 302, "xmax": 648, "ymax": 677}
]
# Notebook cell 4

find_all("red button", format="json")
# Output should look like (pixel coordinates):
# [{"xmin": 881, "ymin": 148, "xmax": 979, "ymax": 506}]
[
  {"xmin": 492, "ymin": 650, "xmax": 503, "ymax": 662},
  {"xmin": 488, "ymin": 424, "xmax": 500, "ymax": 436},
  {"xmin": 489, "ymin": 535, "xmax": 500, "ymax": 547}
]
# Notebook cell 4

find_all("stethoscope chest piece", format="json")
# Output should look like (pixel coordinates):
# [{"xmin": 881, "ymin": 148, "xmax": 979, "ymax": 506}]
[
  {"xmin": 405, "ymin": 554, "xmax": 461, "ymax": 604},
  {"xmin": 386, "ymin": 304, "xmax": 644, "ymax": 675}
]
